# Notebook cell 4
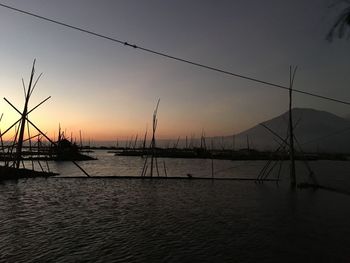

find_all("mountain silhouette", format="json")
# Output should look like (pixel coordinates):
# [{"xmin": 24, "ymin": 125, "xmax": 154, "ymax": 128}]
[{"xmin": 229, "ymin": 108, "xmax": 350, "ymax": 153}]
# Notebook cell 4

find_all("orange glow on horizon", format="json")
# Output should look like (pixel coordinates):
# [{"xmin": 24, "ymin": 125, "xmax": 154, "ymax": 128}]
[{"xmin": 0, "ymin": 117, "xmax": 244, "ymax": 143}]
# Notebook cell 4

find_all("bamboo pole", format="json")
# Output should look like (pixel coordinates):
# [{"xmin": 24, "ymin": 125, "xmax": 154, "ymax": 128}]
[
  {"xmin": 14, "ymin": 60, "xmax": 35, "ymax": 168},
  {"xmin": 79, "ymin": 130, "xmax": 83, "ymax": 149},
  {"xmin": 150, "ymin": 99, "xmax": 160, "ymax": 177},
  {"xmin": 163, "ymin": 160, "xmax": 168, "ymax": 177},
  {"xmin": 133, "ymin": 134, "xmax": 138, "ymax": 149},
  {"xmin": 289, "ymin": 66, "xmax": 297, "ymax": 188},
  {"xmin": 174, "ymin": 136, "xmax": 180, "ymax": 149},
  {"xmin": 142, "ymin": 127, "xmax": 147, "ymax": 151},
  {"xmin": 27, "ymin": 119, "xmax": 34, "ymax": 170}
]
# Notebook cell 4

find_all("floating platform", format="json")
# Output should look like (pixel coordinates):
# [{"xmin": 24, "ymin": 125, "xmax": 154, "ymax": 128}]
[
  {"xmin": 114, "ymin": 148, "xmax": 349, "ymax": 161},
  {"xmin": 52, "ymin": 175, "xmax": 279, "ymax": 181},
  {"xmin": 0, "ymin": 166, "xmax": 58, "ymax": 181}
]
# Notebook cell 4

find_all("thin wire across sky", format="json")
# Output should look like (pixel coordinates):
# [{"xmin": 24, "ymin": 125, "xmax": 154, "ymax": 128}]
[{"xmin": 0, "ymin": 2, "xmax": 349, "ymax": 106}]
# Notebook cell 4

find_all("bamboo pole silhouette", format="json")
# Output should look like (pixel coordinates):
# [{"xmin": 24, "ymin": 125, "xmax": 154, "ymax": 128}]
[
  {"xmin": 14, "ymin": 60, "xmax": 36, "ymax": 168},
  {"xmin": 289, "ymin": 66, "xmax": 297, "ymax": 188},
  {"xmin": 150, "ymin": 99, "xmax": 160, "ymax": 177},
  {"xmin": 141, "ymin": 99, "xmax": 161, "ymax": 177}
]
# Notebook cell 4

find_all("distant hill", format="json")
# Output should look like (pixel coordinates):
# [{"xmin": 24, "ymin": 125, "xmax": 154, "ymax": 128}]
[
  {"xmin": 99, "ymin": 108, "xmax": 350, "ymax": 153},
  {"xmin": 221, "ymin": 108, "xmax": 350, "ymax": 153}
]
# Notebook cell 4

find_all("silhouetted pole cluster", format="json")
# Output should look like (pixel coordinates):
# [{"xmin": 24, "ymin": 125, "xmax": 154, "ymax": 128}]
[
  {"xmin": 1, "ymin": 60, "xmax": 90, "ymax": 177},
  {"xmin": 141, "ymin": 99, "xmax": 162, "ymax": 177},
  {"xmin": 256, "ymin": 66, "xmax": 303, "ymax": 187}
]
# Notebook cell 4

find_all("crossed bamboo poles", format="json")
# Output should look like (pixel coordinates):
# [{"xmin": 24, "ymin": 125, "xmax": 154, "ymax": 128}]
[{"xmin": 0, "ymin": 60, "xmax": 90, "ymax": 176}]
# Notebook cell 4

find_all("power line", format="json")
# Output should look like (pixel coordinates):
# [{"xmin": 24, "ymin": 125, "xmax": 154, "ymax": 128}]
[{"xmin": 1, "ymin": 2, "xmax": 350, "ymax": 106}]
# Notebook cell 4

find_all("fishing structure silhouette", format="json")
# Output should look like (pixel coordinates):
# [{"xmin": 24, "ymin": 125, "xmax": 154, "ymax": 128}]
[{"xmin": 0, "ymin": 60, "xmax": 91, "ymax": 179}]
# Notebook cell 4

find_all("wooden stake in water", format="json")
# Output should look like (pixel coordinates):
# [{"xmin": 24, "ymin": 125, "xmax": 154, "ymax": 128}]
[
  {"xmin": 14, "ymin": 60, "xmax": 36, "ymax": 169},
  {"xmin": 163, "ymin": 161, "xmax": 168, "ymax": 177},
  {"xmin": 141, "ymin": 99, "xmax": 160, "ymax": 177},
  {"xmin": 289, "ymin": 66, "xmax": 297, "ymax": 188}
]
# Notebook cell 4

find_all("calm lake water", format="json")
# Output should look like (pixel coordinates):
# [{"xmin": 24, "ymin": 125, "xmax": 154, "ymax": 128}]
[{"xmin": 1, "ymin": 150, "xmax": 350, "ymax": 262}]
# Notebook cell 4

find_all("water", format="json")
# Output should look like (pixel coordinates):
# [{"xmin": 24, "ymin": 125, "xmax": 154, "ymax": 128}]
[{"xmin": 1, "ymin": 150, "xmax": 350, "ymax": 262}]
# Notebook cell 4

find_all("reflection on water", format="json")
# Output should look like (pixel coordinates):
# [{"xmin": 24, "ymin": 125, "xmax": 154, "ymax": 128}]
[{"xmin": 1, "ymin": 150, "xmax": 350, "ymax": 262}]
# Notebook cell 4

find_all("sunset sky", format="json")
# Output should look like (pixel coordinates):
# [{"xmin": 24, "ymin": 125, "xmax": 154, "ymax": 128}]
[{"xmin": 0, "ymin": 0, "xmax": 349, "ymax": 142}]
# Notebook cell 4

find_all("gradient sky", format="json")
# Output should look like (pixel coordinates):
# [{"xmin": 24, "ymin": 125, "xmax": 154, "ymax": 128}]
[{"xmin": 0, "ymin": 0, "xmax": 349, "ymax": 141}]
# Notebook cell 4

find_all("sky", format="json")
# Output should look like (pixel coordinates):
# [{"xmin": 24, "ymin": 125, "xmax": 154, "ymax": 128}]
[{"xmin": 0, "ymin": 0, "xmax": 349, "ymax": 142}]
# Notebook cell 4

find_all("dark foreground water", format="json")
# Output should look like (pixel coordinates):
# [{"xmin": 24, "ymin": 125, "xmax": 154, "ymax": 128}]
[{"xmin": 1, "ymin": 151, "xmax": 350, "ymax": 262}]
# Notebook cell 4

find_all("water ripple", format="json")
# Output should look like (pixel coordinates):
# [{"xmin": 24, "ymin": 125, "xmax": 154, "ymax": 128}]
[{"xmin": 1, "ymin": 154, "xmax": 350, "ymax": 262}]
